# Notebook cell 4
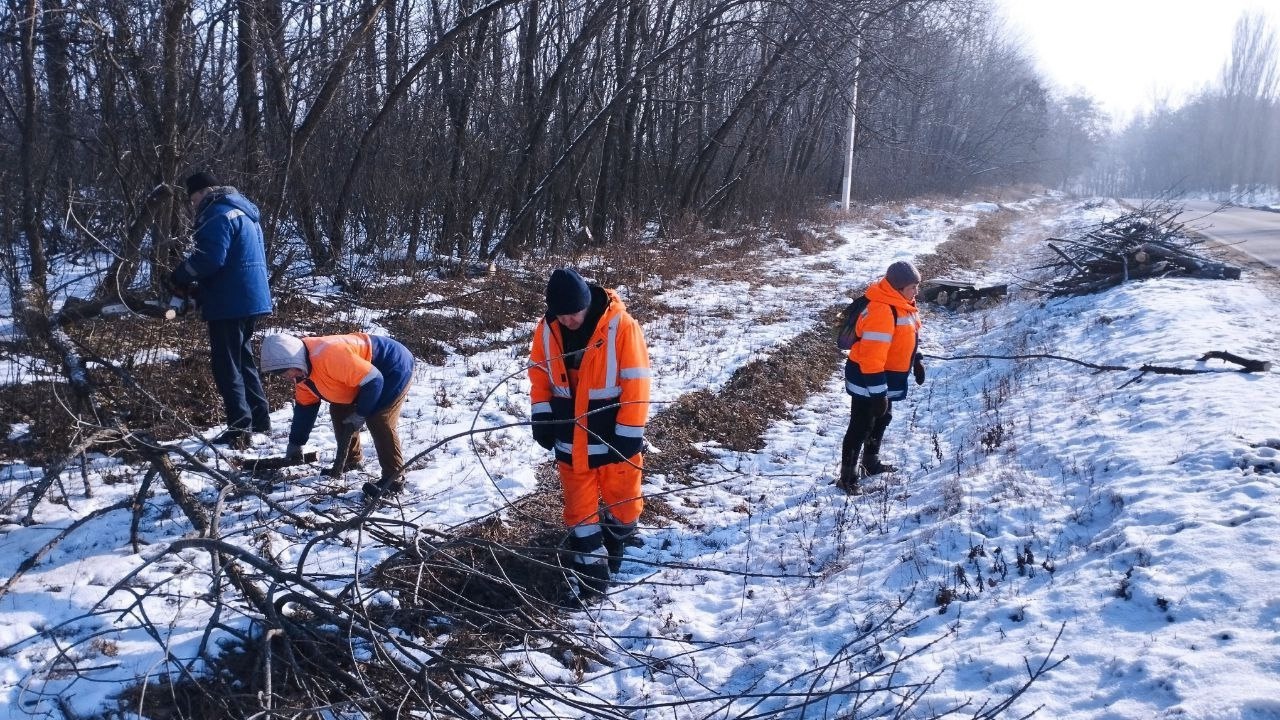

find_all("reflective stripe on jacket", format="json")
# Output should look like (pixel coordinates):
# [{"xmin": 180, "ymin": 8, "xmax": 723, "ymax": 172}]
[
  {"xmin": 529, "ymin": 288, "xmax": 651, "ymax": 470},
  {"xmin": 845, "ymin": 277, "xmax": 921, "ymax": 401}
]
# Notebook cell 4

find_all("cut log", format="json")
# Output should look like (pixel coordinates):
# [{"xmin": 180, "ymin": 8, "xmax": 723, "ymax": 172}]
[
  {"xmin": 236, "ymin": 451, "xmax": 320, "ymax": 475},
  {"xmin": 55, "ymin": 294, "xmax": 178, "ymax": 323},
  {"xmin": 1199, "ymin": 351, "xmax": 1271, "ymax": 373},
  {"xmin": 1134, "ymin": 243, "xmax": 1241, "ymax": 279},
  {"xmin": 920, "ymin": 280, "xmax": 1008, "ymax": 306}
]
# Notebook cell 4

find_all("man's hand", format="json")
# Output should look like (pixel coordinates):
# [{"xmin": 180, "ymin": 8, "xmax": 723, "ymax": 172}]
[
  {"xmin": 913, "ymin": 357, "xmax": 926, "ymax": 386},
  {"xmin": 165, "ymin": 273, "xmax": 192, "ymax": 298},
  {"xmin": 343, "ymin": 414, "xmax": 366, "ymax": 432},
  {"xmin": 872, "ymin": 395, "xmax": 889, "ymax": 417},
  {"xmin": 611, "ymin": 434, "xmax": 643, "ymax": 461},
  {"xmin": 532, "ymin": 416, "xmax": 556, "ymax": 450},
  {"xmin": 285, "ymin": 443, "xmax": 304, "ymax": 462}
]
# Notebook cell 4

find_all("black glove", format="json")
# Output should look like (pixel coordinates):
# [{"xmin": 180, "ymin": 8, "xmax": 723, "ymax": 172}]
[
  {"xmin": 913, "ymin": 357, "xmax": 926, "ymax": 386},
  {"xmin": 165, "ymin": 272, "xmax": 192, "ymax": 298},
  {"xmin": 871, "ymin": 395, "xmax": 889, "ymax": 417},
  {"xmin": 342, "ymin": 413, "xmax": 366, "ymax": 432},
  {"xmin": 531, "ymin": 415, "xmax": 556, "ymax": 450},
  {"xmin": 610, "ymin": 434, "xmax": 643, "ymax": 461}
]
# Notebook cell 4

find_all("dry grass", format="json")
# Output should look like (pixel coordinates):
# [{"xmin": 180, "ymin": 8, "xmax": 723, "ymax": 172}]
[{"xmin": 915, "ymin": 209, "xmax": 1014, "ymax": 281}]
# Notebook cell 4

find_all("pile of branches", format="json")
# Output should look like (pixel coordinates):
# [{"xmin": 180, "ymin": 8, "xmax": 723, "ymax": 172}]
[{"xmin": 1036, "ymin": 203, "xmax": 1241, "ymax": 297}]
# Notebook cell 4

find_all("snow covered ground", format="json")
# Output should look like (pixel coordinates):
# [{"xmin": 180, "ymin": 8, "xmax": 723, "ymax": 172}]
[{"xmin": 3, "ymin": 195, "xmax": 1280, "ymax": 718}]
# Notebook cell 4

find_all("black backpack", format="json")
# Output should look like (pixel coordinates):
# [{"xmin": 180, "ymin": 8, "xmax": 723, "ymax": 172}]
[{"xmin": 836, "ymin": 294, "xmax": 896, "ymax": 351}]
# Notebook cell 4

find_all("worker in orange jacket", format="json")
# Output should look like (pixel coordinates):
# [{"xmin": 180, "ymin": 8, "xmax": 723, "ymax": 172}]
[
  {"xmin": 839, "ymin": 261, "xmax": 925, "ymax": 493},
  {"xmin": 529, "ymin": 268, "xmax": 651, "ymax": 602},
  {"xmin": 260, "ymin": 332, "xmax": 415, "ymax": 498}
]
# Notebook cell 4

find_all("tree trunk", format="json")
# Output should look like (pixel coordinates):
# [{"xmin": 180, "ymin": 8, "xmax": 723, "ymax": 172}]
[
  {"xmin": 18, "ymin": 0, "xmax": 49, "ymax": 300},
  {"xmin": 237, "ymin": 0, "xmax": 264, "ymax": 176}
]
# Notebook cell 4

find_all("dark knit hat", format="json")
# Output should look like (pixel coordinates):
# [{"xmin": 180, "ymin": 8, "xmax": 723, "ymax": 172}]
[
  {"xmin": 545, "ymin": 268, "xmax": 591, "ymax": 316},
  {"xmin": 184, "ymin": 171, "xmax": 219, "ymax": 197},
  {"xmin": 885, "ymin": 260, "xmax": 922, "ymax": 290}
]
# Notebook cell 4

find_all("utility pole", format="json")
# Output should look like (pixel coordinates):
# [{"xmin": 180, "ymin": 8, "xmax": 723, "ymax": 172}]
[{"xmin": 841, "ymin": 15, "xmax": 864, "ymax": 212}]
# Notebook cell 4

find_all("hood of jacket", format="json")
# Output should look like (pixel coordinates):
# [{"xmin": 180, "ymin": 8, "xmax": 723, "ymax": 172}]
[
  {"xmin": 197, "ymin": 186, "xmax": 261, "ymax": 224},
  {"xmin": 865, "ymin": 277, "xmax": 917, "ymax": 313}
]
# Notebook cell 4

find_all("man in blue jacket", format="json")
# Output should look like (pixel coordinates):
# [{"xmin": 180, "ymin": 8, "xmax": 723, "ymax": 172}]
[{"xmin": 169, "ymin": 171, "xmax": 273, "ymax": 449}]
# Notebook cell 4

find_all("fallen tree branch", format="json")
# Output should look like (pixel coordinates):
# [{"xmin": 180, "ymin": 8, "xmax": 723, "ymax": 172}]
[
  {"xmin": 924, "ymin": 353, "xmax": 1126, "ymax": 372},
  {"xmin": 925, "ymin": 351, "xmax": 1271, "ymax": 376},
  {"xmin": 3, "ymin": 427, "xmax": 122, "ymax": 525}
]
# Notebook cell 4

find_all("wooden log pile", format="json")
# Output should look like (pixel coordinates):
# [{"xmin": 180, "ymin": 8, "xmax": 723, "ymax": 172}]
[
  {"xmin": 919, "ymin": 279, "xmax": 1008, "ymax": 308},
  {"xmin": 1036, "ymin": 204, "xmax": 1241, "ymax": 297}
]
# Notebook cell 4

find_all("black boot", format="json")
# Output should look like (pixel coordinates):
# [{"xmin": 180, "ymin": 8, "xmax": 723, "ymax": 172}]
[
  {"xmin": 361, "ymin": 474, "xmax": 404, "ymax": 501},
  {"xmin": 574, "ymin": 559, "xmax": 611, "ymax": 600},
  {"xmin": 836, "ymin": 462, "xmax": 862, "ymax": 494},
  {"xmin": 861, "ymin": 432, "xmax": 896, "ymax": 476},
  {"xmin": 836, "ymin": 434, "xmax": 865, "ymax": 493},
  {"xmin": 860, "ymin": 453, "xmax": 897, "ymax": 476},
  {"xmin": 601, "ymin": 514, "xmax": 642, "ymax": 574},
  {"xmin": 212, "ymin": 429, "xmax": 249, "ymax": 450},
  {"xmin": 565, "ymin": 530, "xmax": 612, "ymax": 603}
]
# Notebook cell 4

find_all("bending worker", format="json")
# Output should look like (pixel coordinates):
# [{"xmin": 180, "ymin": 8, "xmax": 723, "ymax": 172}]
[
  {"xmin": 529, "ymin": 268, "xmax": 651, "ymax": 602},
  {"xmin": 838, "ymin": 260, "xmax": 926, "ymax": 493},
  {"xmin": 260, "ymin": 333, "xmax": 415, "ymax": 498}
]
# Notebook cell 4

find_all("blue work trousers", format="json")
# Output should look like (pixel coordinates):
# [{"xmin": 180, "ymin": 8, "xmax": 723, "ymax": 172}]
[{"xmin": 207, "ymin": 317, "xmax": 271, "ymax": 433}]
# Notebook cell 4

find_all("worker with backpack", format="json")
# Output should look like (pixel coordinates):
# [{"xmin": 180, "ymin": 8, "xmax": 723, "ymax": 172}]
[{"xmin": 836, "ymin": 261, "xmax": 926, "ymax": 493}]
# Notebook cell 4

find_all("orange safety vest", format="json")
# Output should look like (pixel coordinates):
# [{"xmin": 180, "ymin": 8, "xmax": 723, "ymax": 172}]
[{"xmin": 294, "ymin": 334, "xmax": 380, "ymax": 407}]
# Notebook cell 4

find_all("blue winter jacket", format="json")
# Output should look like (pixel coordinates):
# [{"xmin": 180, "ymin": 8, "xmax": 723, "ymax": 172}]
[{"xmin": 174, "ymin": 188, "xmax": 273, "ymax": 321}]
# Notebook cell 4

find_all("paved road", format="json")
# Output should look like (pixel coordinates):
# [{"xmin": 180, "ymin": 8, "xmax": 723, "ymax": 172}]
[{"xmin": 1156, "ymin": 200, "xmax": 1280, "ymax": 267}]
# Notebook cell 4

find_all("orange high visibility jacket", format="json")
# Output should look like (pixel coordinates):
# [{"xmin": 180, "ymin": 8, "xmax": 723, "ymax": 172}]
[
  {"xmin": 845, "ymin": 278, "xmax": 921, "ymax": 400},
  {"xmin": 294, "ymin": 334, "xmax": 380, "ymax": 408},
  {"xmin": 285, "ymin": 333, "xmax": 415, "ymax": 447},
  {"xmin": 529, "ymin": 288, "xmax": 651, "ymax": 470}
]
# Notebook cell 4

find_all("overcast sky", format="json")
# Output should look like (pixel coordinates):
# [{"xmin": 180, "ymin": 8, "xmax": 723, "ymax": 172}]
[{"xmin": 993, "ymin": 0, "xmax": 1280, "ymax": 124}]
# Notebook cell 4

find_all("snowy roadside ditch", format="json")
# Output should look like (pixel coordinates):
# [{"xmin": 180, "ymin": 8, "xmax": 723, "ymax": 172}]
[{"xmin": 0, "ymin": 199, "xmax": 1051, "ymax": 718}]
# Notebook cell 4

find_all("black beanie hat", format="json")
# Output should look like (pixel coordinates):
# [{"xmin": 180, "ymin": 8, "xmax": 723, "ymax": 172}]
[
  {"xmin": 885, "ymin": 260, "xmax": 922, "ymax": 290},
  {"xmin": 546, "ymin": 268, "xmax": 592, "ymax": 316},
  {"xmin": 184, "ymin": 171, "xmax": 219, "ymax": 196}
]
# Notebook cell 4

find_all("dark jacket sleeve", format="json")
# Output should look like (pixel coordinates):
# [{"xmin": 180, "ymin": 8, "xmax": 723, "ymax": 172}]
[
  {"xmin": 289, "ymin": 401, "xmax": 321, "ymax": 446},
  {"xmin": 353, "ymin": 371, "xmax": 385, "ymax": 418},
  {"xmin": 174, "ymin": 210, "xmax": 233, "ymax": 284}
]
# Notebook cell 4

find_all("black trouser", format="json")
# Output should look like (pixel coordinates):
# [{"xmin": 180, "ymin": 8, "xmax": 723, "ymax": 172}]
[
  {"xmin": 840, "ymin": 395, "xmax": 892, "ymax": 475},
  {"xmin": 207, "ymin": 317, "xmax": 271, "ymax": 433}
]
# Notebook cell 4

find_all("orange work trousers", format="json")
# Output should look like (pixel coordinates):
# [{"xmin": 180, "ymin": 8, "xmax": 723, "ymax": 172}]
[{"xmin": 558, "ymin": 454, "xmax": 644, "ymax": 528}]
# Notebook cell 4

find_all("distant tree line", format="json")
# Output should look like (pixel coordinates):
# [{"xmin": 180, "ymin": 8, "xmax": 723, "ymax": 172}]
[
  {"xmin": 2, "ymin": 0, "xmax": 1089, "ymax": 317},
  {"xmin": 1085, "ymin": 12, "xmax": 1280, "ymax": 200}
]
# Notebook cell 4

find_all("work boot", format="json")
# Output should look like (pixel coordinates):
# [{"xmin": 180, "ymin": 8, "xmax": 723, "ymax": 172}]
[
  {"xmin": 601, "ymin": 516, "xmax": 643, "ymax": 574},
  {"xmin": 565, "ymin": 530, "xmax": 612, "ymax": 603},
  {"xmin": 212, "ymin": 429, "xmax": 249, "ymax": 450},
  {"xmin": 835, "ymin": 462, "xmax": 862, "ymax": 494},
  {"xmin": 859, "ymin": 454, "xmax": 897, "ymax": 476},
  {"xmin": 361, "ymin": 474, "xmax": 404, "ymax": 501},
  {"xmin": 860, "ymin": 432, "xmax": 896, "ymax": 475},
  {"xmin": 573, "ymin": 560, "xmax": 611, "ymax": 601}
]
